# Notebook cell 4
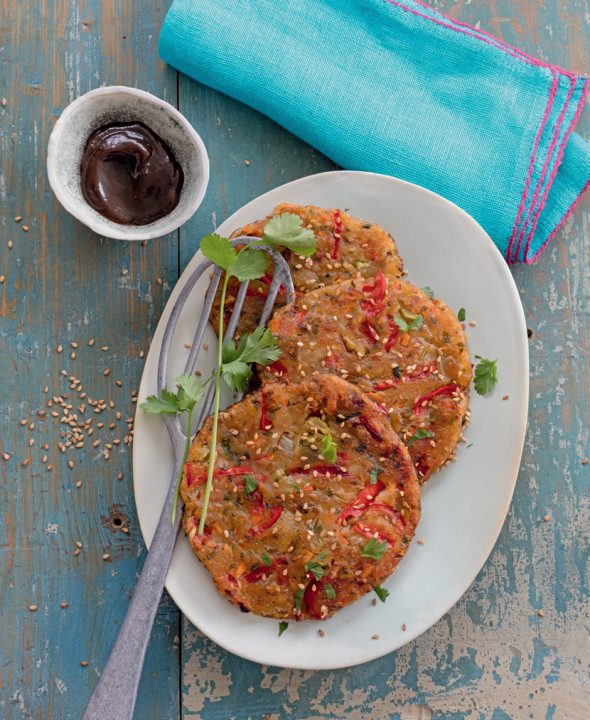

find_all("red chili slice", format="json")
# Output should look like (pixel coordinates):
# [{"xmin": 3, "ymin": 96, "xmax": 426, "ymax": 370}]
[
  {"xmin": 259, "ymin": 391, "xmax": 274, "ymax": 431},
  {"xmin": 303, "ymin": 578, "xmax": 334, "ymax": 619},
  {"xmin": 260, "ymin": 272, "xmax": 287, "ymax": 296},
  {"xmin": 353, "ymin": 521, "xmax": 395, "ymax": 548},
  {"xmin": 361, "ymin": 299, "xmax": 386, "ymax": 318},
  {"xmin": 414, "ymin": 455, "xmax": 430, "ymax": 479},
  {"xmin": 290, "ymin": 465, "xmax": 349, "ymax": 477},
  {"xmin": 361, "ymin": 318, "xmax": 378, "ymax": 345},
  {"xmin": 331, "ymin": 209, "xmax": 343, "ymax": 259},
  {"xmin": 185, "ymin": 464, "xmax": 258, "ymax": 488},
  {"xmin": 246, "ymin": 505, "xmax": 283, "ymax": 537},
  {"xmin": 356, "ymin": 415, "xmax": 383, "ymax": 442},
  {"xmin": 413, "ymin": 383, "xmax": 460, "ymax": 416},
  {"xmin": 227, "ymin": 573, "xmax": 238, "ymax": 588},
  {"xmin": 244, "ymin": 558, "xmax": 287, "ymax": 584},
  {"xmin": 245, "ymin": 286, "xmax": 268, "ymax": 299},
  {"xmin": 269, "ymin": 360, "xmax": 289, "ymax": 377},
  {"xmin": 373, "ymin": 378, "xmax": 399, "ymax": 391},
  {"xmin": 384, "ymin": 316, "xmax": 399, "ymax": 352},
  {"xmin": 323, "ymin": 352, "xmax": 340, "ymax": 368},
  {"xmin": 337, "ymin": 479, "xmax": 385, "ymax": 524},
  {"xmin": 362, "ymin": 270, "xmax": 387, "ymax": 302},
  {"xmin": 368, "ymin": 502, "xmax": 406, "ymax": 530}
]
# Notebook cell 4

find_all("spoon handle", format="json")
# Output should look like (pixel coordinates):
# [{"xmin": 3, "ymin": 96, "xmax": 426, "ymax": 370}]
[{"xmin": 82, "ymin": 457, "xmax": 182, "ymax": 720}]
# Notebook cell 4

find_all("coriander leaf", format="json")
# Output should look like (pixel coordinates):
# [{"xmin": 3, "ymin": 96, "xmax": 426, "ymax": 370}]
[
  {"xmin": 317, "ymin": 550, "xmax": 328, "ymax": 562},
  {"xmin": 407, "ymin": 428, "xmax": 435, "ymax": 447},
  {"xmin": 261, "ymin": 552, "xmax": 272, "ymax": 566},
  {"xmin": 262, "ymin": 212, "xmax": 317, "ymax": 257},
  {"xmin": 373, "ymin": 585, "xmax": 390, "ymax": 603},
  {"xmin": 278, "ymin": 621, "xmax": 289, "ymax": 636},
  {"xmin": 457, "ymin": 307, "xmax": 466, "ymax": 322},
  {"xmin": 321, "ymin": 429, "xmax": 337, "ymax": 463},
  {"xmin": 175, "ymin": 373, "xmax": 205, "ymax": 412},
  {"xmin": 361, "ymin": 538, "xmax": 388, "ymax": 560},
  {"xmin": 305, "ymin": 560, "xmax": 325, "ymax": 581},
  {"xmin": 200, "ymin": 233, "xmax": 237, "ymax": 272},
  {"xmin": 474, "ymin": 357, "xmax": 498, "ymax": 396},
  {"xmin": 394, "ymin": 316, "xmax": 409, "ymax": 333},
  {"xmin": 369, "ymin": 467, "xmax": 379, "ymax": 485},
  {"xmin": 231, "ymin": 247, "xmax": 269, "ymax": 281},
  {"xmin": 408, "ymin": 314, "xmax": 424, "ymax": 331},
  {"xmin": 295, "ymin": 587, "xmax": 305, "ymax": 611},
  {"xmin": 140, "ymin": 389, "xmax": 181, "ymax": 415},
  {"xmin": 222, "ymin": 326, "xmax": 282, "ymax": 392},
  {"xmin": 421, "ymin": 286, "xmax": 434, "ymax": 297},
  {"xmin": 324, "ymin": 583, "xmax": 336, "ymax": 599},
  {"xmin": 244, "ymin": 475, "xmax": 258, "ymax": 494},
  {"xmin": 287, "ymin": 481, "xmax": 303, "ymax": 493}
]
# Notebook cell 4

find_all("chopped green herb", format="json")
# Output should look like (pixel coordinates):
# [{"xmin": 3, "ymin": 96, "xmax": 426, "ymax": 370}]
[
  {"xmin": 317, "ymin": 550, "xmax": 328, "ymax": 562},
  {"xmin": 474, "ymin": 357, "xmax": 498, "ymax": 395},
  {"xmin": 361, "ymin": 538, "xmax": 388, "ymax": 560},
  {"xmin": 324, "ymin": 583, "xmax": 336, "ymax": 599},
  {"xmin": 407, "ymin": 428, "xmax": 435, "ymax": 447},
  {"xmin": 457, "ymin": 307, "xmax": 466, "ymax": 322},
  {"xmin": 287, "ymin": 481, "xmax": 303, "ymax": 493},
  {"xmin": 305, "ymin": 561, "xmax": 325, "ymax": 581},
  {"xmin": 244, "ymin": 475, "xmax": 258, "ymax": 494},
  {"xmin": 278, "ymin": 621, "xmax": 289, "ymax": 636},
  {"xmin": 369, "ymin": 467, "xmax": 379, "ymax": 485},
  {"xmin": 421, "ymin": 286, "xmax": 434, "ymax": 297},
  {"xmin": 373, "ymin": 585, "xmax": 390, "ymax": 603},
  {"xmin": 295, "ymin": 587, "xmax": 305, "ymax": 611},
  {"xmin": 261, "ymin": 552, "xmax": 272, "ymax": 566},
  {"xmin": 394, "ymin": 314, "xmax": 424, "ymax": 333},
  {"xmin": 321, "ymin": 429, "xmax": 337, "ymax": 463}
]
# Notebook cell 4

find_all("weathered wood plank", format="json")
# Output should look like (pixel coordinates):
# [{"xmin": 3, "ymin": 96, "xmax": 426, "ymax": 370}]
[
  {"xmin": 176, "ymin": 2, "xmax": 590, "ymax": 718},
  {"xmin": 0, "ymin": 1, "xmax": 180, "ymax": 718}
]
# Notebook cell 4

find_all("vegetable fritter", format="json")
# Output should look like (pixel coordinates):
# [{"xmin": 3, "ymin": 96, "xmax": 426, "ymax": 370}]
[
  {"xmin": 259, "ymin": 275, "xmax": 472, "ymax": 482},
  {"xmin": 180, "ymin": 375, "xmax": 420, "ymax": 620},
  {"xmin": 210, "ymin": 203, "xmax": 404, "ymax": 336}
]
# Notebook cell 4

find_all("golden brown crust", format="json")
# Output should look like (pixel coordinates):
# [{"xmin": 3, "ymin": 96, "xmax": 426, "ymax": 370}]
[
  {"xmin": 210, "ymin": 204, "xmax": 404, "ymax": 336},
  {"xmin": 259, "ymin": 276, "xmax": 472, "ymax": 482},
  {"xmin": 180, "ymin": 376, "xmax": 420, "ymax": 620}
]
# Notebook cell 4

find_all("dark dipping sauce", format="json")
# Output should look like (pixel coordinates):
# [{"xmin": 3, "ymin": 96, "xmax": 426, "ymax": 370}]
[{"xmin": 80, "ymin": 122, "xmax": 184, "ymax": 226}]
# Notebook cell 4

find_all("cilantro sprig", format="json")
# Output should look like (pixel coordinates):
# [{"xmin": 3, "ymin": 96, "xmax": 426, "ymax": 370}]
[
  {"xmin": 361, "ymin": 538, "xmax": 388, "ymax": 560},
  {"xmin": 142, "ymin": 213, "xmax": 316, "ymax": 532},
  {"xmin": 394, "ymin": 314, "xmax": 424, "ymax": 332},
  {"xmin": 474, "ymin": 356, "xmax": 498, "ymax": 395},
  {"xmin": 373, "ymin": 585, "xmax": 390, "ymax": 603},
  {"xmin": 407, "ymin": 428, "xmax": 435, "ymax": 447},
  {"xmin": 141, "ymin": 373, "xmax": 207, "ymax": 523}
]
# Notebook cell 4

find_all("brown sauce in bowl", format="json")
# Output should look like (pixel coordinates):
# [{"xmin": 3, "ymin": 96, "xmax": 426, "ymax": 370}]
[{"xmin": 80, "ymin": 122, "xmax": 184, "ymax": 226}]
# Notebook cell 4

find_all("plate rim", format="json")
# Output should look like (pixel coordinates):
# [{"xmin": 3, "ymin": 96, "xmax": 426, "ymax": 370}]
[{"xmin": 133, "ymin": 169, "xmax": 529, "ymax": 669}]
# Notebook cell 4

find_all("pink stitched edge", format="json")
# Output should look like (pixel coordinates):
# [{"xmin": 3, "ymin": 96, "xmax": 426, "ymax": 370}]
[
  {"xmin": 523, "ymin": 76, "xmax": 590, "ymax": 262},
  {"xmin": 526, "ymin": 178, "xmax": 590, "ymax": 264},
  {"xmin": 382, "ymin": 0, "xmax": 588, "ymax": 262},
  {"xmin": 409, "ymin": 0, "xmax": 579, "ymax": 79},
  {"xmin": 505, "ymin": 71, "xmax": 559, "ymax": 264},
  {"xmin": 510, "ymin": 75, "xmax": 576, "ymax": 263}
]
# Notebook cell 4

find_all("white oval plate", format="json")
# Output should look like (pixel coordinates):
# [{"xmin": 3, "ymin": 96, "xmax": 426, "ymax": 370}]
[{"xmin": 133, "ymin": 171, "xmax": 528, "ymax": 670}]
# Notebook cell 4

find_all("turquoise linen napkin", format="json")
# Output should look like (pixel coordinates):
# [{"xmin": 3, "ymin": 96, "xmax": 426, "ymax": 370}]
[{"xmin": 159, "ymin": 0, "xmax": 590, "ymax": 263}]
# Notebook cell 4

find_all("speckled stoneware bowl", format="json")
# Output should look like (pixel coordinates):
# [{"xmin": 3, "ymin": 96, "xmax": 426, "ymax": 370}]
[{"xmin": 47, "ymin": 86, "xmax": 209, "ymax": 241}]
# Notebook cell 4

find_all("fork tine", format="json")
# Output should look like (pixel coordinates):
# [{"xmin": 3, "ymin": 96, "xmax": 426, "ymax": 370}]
[{"xmin": 183, "ymin": 266, "xmax": 222, "ymax": 376}]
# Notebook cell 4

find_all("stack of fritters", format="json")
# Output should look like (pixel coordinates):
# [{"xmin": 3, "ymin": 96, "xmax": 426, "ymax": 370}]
[{"xmin": 181, "ymin": 205, "xmax": 472, "ymax": 620}]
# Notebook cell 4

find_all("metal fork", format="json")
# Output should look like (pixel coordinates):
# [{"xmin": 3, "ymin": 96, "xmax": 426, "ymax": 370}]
[{"xmin": 82, "ymin": 239, "xmax": 294, "ymax": 720}]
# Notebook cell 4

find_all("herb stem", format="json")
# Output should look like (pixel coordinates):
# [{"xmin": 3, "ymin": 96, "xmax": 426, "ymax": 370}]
[
  {"xmin": 172, "ymin": 405, "xmax": 193, "ymax": 525},
  {"xmin": 199, "ymin": 272, "xmax": 230, "ymax": 535}
]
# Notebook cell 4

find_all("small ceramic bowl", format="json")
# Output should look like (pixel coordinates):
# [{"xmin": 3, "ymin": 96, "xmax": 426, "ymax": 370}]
[{"xmin": 47, "ymin": 86, "xmax": 209, "ymax": 241}]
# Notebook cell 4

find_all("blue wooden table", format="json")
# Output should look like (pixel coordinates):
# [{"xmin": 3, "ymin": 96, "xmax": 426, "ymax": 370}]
[{"xmin": 1, "ymin": 1, "xmax": 588, "ymax": 718}]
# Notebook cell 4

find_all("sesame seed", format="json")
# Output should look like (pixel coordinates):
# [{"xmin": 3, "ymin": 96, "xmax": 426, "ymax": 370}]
[
  {"xmin": 121, "ymin": 269, "xmax": 128, "ymax": 276},
  {"xmin": 75, "ymin": 480, "xmax": 82, "ymax": 488},
  {"xmin": 318, "ymin": 629, "xmax": 325, "ymax": 637},
  {"xmin": 583, "ymin": 458, "xmax": 589, "ymax": 465},
  {"xmin": 101, "ymin": 346, "xmax": 109, "ymax": 351},
  {"xmin": 76, "ymin": 541, "xmax": 83, "ymax": 548},
  {"xmin": 88, "ymin": 338, "xmax": 95, "ymax": 346},
  {"xmin": 402, "ymin": 623, "xmax": 407, "ymax": 631},
  {"xmin": 2, "ymin": 453, "xmax": 9, "ymax": 460},
  {"xmin": 244, "ymin": 159, "xmax": 250, "ymax": 165},
  {"xmin": 103, "ymin": 553, "xmax": 111, "ymax": 560},
  {"xmin": 80, "ymin": 661, "xmax": 89, "ymax": 666},
  {"xmin": 8, "ymin": 240, "xmax": 12, "ymax": 248},
  {"xmin": 22, "ymin": 226, "xmax": 29, "ymax": 232},
  {"xmin": 538, "ymin": 609, "xmax": 544, "ymax": 617},
  {"xmin": 0, "ymin": 276, "xmax": 4, "ymax": 283},
  {"xmin": 60, "ymin": 602, "xmax": 68, "ymax": 608},
  {"xmin": 372, "ymin": 634, "xmax": 379, "ymax": 640},
  {"xmin": 29, "ymin": 605, "xmax": 38, "ymax": 611},
  {"xmin": 417, "ymin": 539, "xmax": 424, "ymax": 545},
  {"xmin": 14, "ymin": 216, "xmax": 21, "ymax": 222}
]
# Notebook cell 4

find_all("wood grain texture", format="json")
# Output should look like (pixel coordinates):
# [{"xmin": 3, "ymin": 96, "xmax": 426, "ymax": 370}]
[
  {"xmin": 0, "ymin": 1, "xmax": 180, "ymax": 718},
  {"xmin": 1, "ymin": 0, "xmax": 588, "ymax": 718}
]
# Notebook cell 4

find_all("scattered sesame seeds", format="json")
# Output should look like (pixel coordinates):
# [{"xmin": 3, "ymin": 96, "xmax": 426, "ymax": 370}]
[{"xmin": 538, "ymin": 609, "xmax": 544, "ymax": 617}]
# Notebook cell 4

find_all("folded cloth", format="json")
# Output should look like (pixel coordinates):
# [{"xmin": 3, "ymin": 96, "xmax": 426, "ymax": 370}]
[{"xmin": 159, "ymin": 0, "xmax": 590, "ymax": 263}]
